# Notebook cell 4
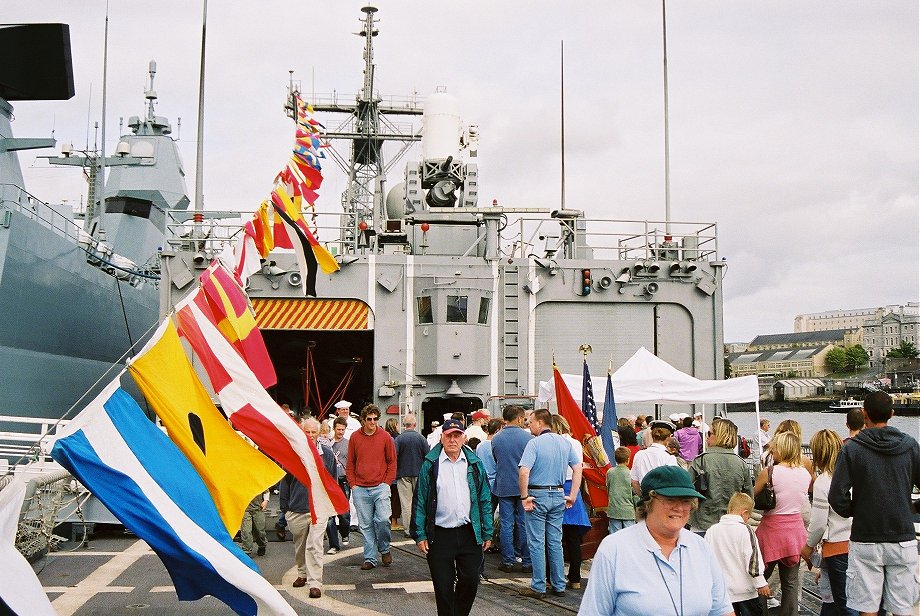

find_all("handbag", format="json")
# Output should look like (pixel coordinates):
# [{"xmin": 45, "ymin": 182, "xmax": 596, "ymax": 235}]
[
  {"xmin": 693, "ymin": 454, "xmax": 709, "ymax": 495},
  {"xmin": 754, "ymin": 465, "xmax": 776, "ymax": 511}
]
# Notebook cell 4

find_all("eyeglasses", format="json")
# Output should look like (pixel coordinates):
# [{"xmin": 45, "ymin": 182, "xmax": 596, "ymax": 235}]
[
  {"xmin": 364, "ymin": 416, "xmax": 379, "ymax": 422},
  {"xmin": 652, "ymin": 495, "xmax": 695, "ymax": 508}
]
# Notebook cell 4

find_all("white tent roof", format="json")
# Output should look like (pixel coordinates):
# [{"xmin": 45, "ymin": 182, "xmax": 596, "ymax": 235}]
[{"xmin": 538, "ymin": 347, "xmax": 759, "ymax": 405}]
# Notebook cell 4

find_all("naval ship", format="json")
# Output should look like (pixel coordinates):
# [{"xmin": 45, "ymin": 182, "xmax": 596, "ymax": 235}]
[
  {"xmin": 161, "ymin": 6, "xmax": 727, "ymax": 434},
  {"xmin": 0, "ymin": 24, "xmax": 188, "ymax": 449}
]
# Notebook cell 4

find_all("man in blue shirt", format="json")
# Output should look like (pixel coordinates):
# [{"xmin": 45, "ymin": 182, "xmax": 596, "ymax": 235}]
[
  {"xmin": 518, "ymin": 408, "xmax": 582, "ymax": 598},
  {"xmin": 411, "ymin": 419, "xmax": 493, "ymax": 616},
  {"xmin": 394, "ymin": 413, "xmax": 430, "ymax": 536},
  {"xmin": 490, "ymin": 405, "xmax": 533, "ymax": 572}
]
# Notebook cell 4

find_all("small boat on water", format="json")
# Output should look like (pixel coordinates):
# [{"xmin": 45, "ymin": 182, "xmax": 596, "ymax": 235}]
[{"xmin": 826, "ymin": 398, "xmax": 863, "ymax": 413}]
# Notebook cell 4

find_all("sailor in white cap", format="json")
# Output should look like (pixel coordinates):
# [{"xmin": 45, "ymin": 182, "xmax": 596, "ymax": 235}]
[
  {"xmin": 326, "ymin": 400, "xmax": 360, "ymax": 439},
  {"xmin": 426, "ymin": 413, "xmax": 452, "ymax": 448},
  {"xmin": 693, "ymin": 410, "xmax": 709, "ymax": 436}
]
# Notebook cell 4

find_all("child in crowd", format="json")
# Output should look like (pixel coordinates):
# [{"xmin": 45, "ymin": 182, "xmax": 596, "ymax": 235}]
[
  {"xmin": 604, "ymin": 447, "xmax": 638, "ymax": 534},
  {"xmin": 705, "ymin": 492, "xmax": 770, "ymax": 616}
]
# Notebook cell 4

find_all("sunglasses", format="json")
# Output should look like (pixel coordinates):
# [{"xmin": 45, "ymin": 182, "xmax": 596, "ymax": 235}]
[{"xmin": 364, "ymin": 416, "xmax": 379, "ymax": 422}]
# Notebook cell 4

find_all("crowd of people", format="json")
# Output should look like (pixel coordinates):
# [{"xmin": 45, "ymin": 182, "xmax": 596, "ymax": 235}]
[{"xmin": 248, "ymin": 391, "xmax": 919, "ymax": 616}]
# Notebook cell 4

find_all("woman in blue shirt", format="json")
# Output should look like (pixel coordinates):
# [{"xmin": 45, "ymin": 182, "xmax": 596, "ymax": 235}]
[{"xmin": 579, "ymin": 465, "xmax": 732, "ymax": 616}]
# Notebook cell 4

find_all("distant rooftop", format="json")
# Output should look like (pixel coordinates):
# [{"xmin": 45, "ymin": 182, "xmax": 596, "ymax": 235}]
[
  {"xmin": 749, "ymin": 330, "xmax": 848, "ymax": 347},
  {"xmin": 729, "ymin": 345, "xmax": 828, "ymax": 365}
]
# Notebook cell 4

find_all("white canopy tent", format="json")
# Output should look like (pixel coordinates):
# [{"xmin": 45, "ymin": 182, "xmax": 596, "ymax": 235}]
[{"xmin": 538, "ymin": 347, "xmax": 762, "ymax": 453}]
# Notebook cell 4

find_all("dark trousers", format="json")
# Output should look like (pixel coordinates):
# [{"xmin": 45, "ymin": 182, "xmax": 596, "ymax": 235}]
[
  {"xmin": 427, "ymin": 524, "xmax": 483, "ymax": 616},
  {"xmin": 733, "ymin": 596, "xmax": 767, "ymax": 616},
  {"xmin": 823, "ymin": 553, "xmax": 858, "ymax": 616},
  {"xmin": 562, "ymin": 524, "xmax": 587, "ymax": 583}
]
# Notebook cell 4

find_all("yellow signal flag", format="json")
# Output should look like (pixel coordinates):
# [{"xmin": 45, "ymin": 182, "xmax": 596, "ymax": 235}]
[{"xmin": 128, "ymin": 319, "xmax": 284, "ymax": 534}]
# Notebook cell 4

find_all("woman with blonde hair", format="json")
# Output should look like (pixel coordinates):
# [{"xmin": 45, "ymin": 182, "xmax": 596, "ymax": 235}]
[
  {"xmin": 761, "ymin": 419, "xmax": 814, "ymax": 476},
  {"xmin": 801, "ymin": 430, "xmax": 855, "ymax": 616},
  {"xmin": 550, "ymin": 414, "xmax": 591, "ymax": 589},
  {"xmin": 753, "ymin": 431, "xmax": 812, "ymax": 616},
  {"xmin": 688, "ymin": 418, "xmax": 753, "ymax": 534}
]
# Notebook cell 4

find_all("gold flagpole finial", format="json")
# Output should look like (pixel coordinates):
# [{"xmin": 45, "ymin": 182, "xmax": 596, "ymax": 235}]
[
  {"xmin": 579, "ymin": 344, "xmax": 592, "ymax": 359},
  {"xmin": 608, "ymin": 355, "xmax": 613, "ymax": 375}
]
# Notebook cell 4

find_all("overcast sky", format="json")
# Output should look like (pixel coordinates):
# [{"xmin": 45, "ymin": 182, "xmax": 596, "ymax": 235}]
[{"xmin": 7, "ymin": 1, "xmax": 918, "ymax": 344}]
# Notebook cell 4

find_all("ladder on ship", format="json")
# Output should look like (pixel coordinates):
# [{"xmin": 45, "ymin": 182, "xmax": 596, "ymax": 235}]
[{"xmin": 501, "ymin": 267, "xmax": 520, "ymax": 395}]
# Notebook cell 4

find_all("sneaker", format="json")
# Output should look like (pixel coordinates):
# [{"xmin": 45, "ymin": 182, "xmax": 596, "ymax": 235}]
[
  {"xmin": 550, "ymin": 589, "xmax": 566, "ymax": 597},
  {"xmin": 497, "ymin": 563, "xmax": 516, "ymax": 573},
  {"xmin": 342, "ymin": 536, "xmax": 350, "ymax": 546},
  {"xmin": 766, "ymin": 597, "xmax": 780, "ymax": 609},
  {"xmin": 381, "ymin": 552, "xmax": 393, "ymax": 567},
  {"xmin": 256, "ymin": 545, "xmax": 266, "ymax": 556},
  {"xmin": 326, "ymin": 547, "xmax": 339, "ymax": 555}
]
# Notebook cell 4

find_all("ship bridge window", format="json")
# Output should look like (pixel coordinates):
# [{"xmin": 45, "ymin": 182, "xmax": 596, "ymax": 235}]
[
  {"xmin": 417, "ymin": 296, "xmax": 433, "ymax": 324},
  {"xmin": 447, "ymin": 295, "xmax": 468, "ymax": 323},
  {"xmin": 105, "ymin": 197, "xmax": 152, "ymax": 219},
  {"xmin": 478, "ymin": 297, "xmax": 490, "ymax": 325}
]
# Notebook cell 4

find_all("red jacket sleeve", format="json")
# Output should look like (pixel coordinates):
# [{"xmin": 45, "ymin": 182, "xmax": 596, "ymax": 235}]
[{"xmin": 346, "ymin": 436, "xmax": 356, "ymax": 488}]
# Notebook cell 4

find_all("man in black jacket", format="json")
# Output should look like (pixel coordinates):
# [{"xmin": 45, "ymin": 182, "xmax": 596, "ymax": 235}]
[{"xmin": 828, "ymin": 391, "xmax": 920, "ymax": 616}]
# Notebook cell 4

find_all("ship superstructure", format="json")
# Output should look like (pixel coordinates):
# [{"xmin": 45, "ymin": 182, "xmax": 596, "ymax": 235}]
[
  {"xmin": 162, "ymin": 6, "xmax": 726, "ymax": 432},
  {"xmin": 0, "ymin": 25, "xmax": 190, "ymax": 449}
]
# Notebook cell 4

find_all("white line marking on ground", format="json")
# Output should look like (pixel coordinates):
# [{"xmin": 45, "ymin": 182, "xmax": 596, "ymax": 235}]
[
  {"xmin": 50, "ymin": 540, "xmax": 150, "ymax": 616},
  {"xmin": 42, "ymin": 587, "xmax": 132, "ymax": 594},
  {"xmin": 150, "ymin": 586, "xmax": 175, "ymax": 593},
  {"xmin": 372, "ymin": 581, "xmax": 434, "ymax": 594}
]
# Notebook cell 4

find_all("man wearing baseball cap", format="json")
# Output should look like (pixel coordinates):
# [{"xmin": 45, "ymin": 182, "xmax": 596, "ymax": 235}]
[
  {"xmin": 580, "ymin": 465, "xmax": 731, "ymax": 616},
  {"xmin": 411, "ymin": 419, "xmax": 493, "ymax": 616},
  {"xmin": 465, "ymin": 409, "xmax": 490, "ymax": 443}
]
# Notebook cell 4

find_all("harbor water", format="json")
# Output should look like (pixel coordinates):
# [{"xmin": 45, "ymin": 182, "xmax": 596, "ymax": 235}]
[{"xmin": 724, "ymin": 409, "xmax": 919, "ymax": 445}]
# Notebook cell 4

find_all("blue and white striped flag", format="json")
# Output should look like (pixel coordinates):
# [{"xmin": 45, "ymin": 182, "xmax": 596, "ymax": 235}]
[{"xmin": 50, "ymin": 379, "xmax": 295, "ymax": 616}]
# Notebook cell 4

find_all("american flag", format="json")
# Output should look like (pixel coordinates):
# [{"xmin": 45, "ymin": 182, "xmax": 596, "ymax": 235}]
[{"xmin": 581, "ymin": 360, "xmax": 601, "ymax": 434}]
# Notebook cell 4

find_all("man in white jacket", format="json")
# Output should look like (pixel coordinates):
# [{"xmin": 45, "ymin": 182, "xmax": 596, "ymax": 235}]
[{"xmin": 705, "ymin": 493, "xmax": 770, "ymax": 616}]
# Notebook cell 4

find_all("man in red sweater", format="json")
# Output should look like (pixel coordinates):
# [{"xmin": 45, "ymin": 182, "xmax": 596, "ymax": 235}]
[{"xmin": 347, "ymin": 404, "xmax": 397, "ymax": 570}]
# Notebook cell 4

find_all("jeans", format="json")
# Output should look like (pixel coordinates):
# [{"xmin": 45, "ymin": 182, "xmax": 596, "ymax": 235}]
[
  {"xmin": 327, "ymin": 478, "xmax": 351, "ymax": 549},
  {"xmin": 823, "ymin": 553, "xmax": 858, "ymax": 616},
  {"xmin": 608, "ymin": 518, "xmax": 636, "ymax": 535},
  {"xmin": 523, "ymin": 488, "xmax": 565, "ymax": 593},
  {"xmin": 352, "ymin": 484, "xmax": 392, "ymax": 565},
  {"xmin": 427, "ymin": 524, "xmax": 483, "ymax": 616},
  {"xmin": 497, "ymin": 496, "xmax": 531, "ymax": 567}
]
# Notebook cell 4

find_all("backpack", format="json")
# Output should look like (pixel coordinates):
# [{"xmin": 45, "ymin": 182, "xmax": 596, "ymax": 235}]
[{"xmin": 738, "ymin": 435, "xmax": 751, "ymax": 459}]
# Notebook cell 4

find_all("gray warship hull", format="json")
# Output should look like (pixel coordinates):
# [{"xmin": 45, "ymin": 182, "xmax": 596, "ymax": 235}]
[{"xmin": 0, "ymin": 205, "xmax": 157, "ymax": 424}]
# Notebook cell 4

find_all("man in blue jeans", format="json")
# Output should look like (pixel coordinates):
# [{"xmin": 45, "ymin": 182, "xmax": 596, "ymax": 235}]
[
  {"xmin": 490, "ymin": 405, "xmax": 533, "ymax": 573},
  {"xmin": 517, "ymin": 408, "xmax": 582, "ymax": 598}
]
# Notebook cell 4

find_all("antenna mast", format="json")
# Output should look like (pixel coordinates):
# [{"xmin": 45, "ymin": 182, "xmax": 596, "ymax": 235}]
[
  {"xmin": 662, "ymin": 0, "xmax": 672, "ymax": 233},
  {"xmin": 560, "ymin": 40, "xmax": 566, "ymax": 212}
]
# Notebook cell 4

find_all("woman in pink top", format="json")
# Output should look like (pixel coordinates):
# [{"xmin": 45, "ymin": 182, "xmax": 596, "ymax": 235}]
[{"xmin": 754, "ymin": 431, "xmax": 813, "ymax": 616}]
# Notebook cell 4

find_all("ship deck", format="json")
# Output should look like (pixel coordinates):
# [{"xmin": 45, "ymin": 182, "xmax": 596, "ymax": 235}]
[{"xmin": 34, "ymin": 495, "xmax": 828, "ymax": 615}]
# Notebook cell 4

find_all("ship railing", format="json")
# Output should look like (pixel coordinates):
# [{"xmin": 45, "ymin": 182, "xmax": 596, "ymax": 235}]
[
  {"xmin": 504, "ymin": 215, "xmax": 718, "ymax": 262},
  {"xmin": 307, "ymin": 91, "xmax": 425, "ymax": 113},
  {"xmin": 158, "ymin": 208, "xmax": 719, "ymax": 265},
  {"xmin": 0, "ymin": 183, "xmax": 84, "ymax": 244},
  {"xmin": 0, "ymin": 415, "xmax": 71, "ymax": 474}
]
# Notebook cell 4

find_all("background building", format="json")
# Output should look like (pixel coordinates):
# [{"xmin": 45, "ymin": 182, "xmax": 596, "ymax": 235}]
[
  {"xmin": 748, "ymin": 330, "xmax": 851, "ymax": 351},
  {"xmin": 728, "ymin": 344, "xmax": 833, "ymax": 378},
  {"xmin": 863, "ymin": 310, "xmax": 919, "ymax": 369},
  {"xmin": 794, "ymin": 302, "xmax": 919, "ymax": 332}
]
